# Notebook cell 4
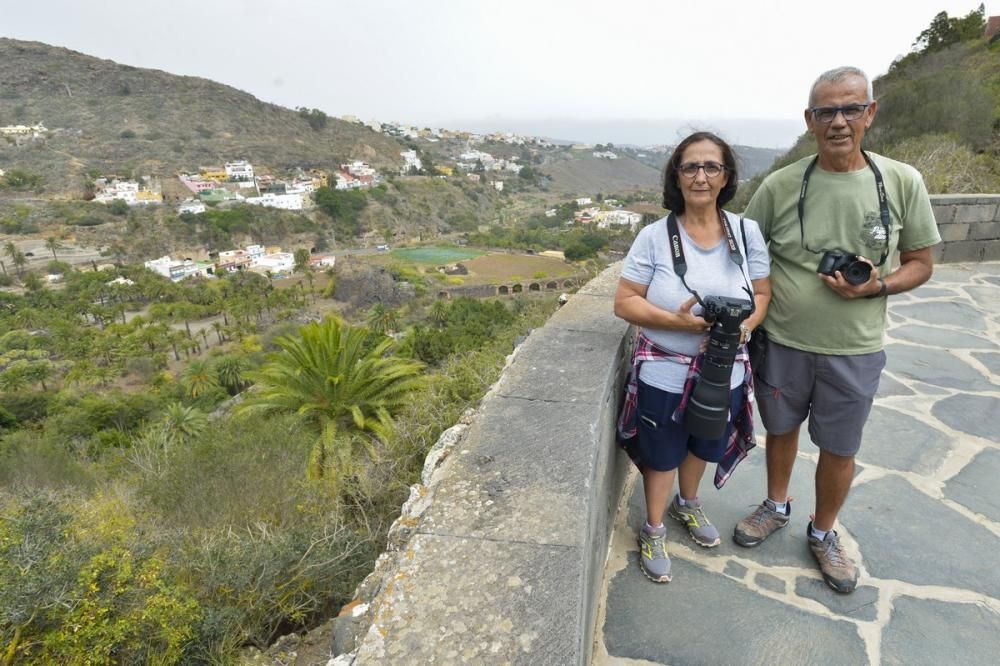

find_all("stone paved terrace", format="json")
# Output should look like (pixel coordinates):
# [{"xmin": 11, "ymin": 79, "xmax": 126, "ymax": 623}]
[{"xmin": 594, "ymin": 261, "xmax": 1000, "ymax": 665}]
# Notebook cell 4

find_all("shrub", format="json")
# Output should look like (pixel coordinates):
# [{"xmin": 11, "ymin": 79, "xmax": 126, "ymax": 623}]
[{"xmin": 119, "ymin": 129, "xmax": 136, "ymax": 139}]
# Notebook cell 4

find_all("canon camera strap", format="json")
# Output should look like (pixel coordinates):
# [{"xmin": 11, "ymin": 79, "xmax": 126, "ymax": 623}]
[
  {"xmin": 666, "ymin": 210, "xmax": 753, "ymax": 308},
  {"xmin": 797, "ymin": 150, "xmax": 891, "ymax": 267}
]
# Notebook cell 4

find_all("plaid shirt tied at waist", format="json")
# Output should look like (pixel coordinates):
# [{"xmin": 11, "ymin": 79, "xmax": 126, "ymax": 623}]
[{"xmin": 616, "ymin": 331, "xmax": 756, "ymax": 489}]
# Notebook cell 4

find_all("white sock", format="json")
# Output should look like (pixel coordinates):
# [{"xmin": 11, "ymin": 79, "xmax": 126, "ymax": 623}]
[
  {"xmin": 645, "ymin": 521, "xmax": 664, "ymax": 532},
  {"xmin": 810, "ymin": 525, "xmax": 829, "ymax": 540},
  {"xmin": 767, "ymin": 498, "xmax": 787, "ymax": 514},
  {"xmin": 676, "ymin": 495, "xmax": 688, "ymax": 506}
]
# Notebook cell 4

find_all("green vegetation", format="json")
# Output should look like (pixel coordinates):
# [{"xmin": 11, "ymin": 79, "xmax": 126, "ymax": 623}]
[
  {"xmin": 0, "ymin": 253, "xmax": 559, "ymax": 662},
  {"xmin": 0, "ymin": 169, "xmax": 43, "ymax": 192},
  {"xmin": 296, "ymin": 107, "xmax": 329, "ymax": 131},
  {"xmin": 734, "ymin": 5, "xmax": 1000, "ymax": 206},
  {"xmin": 313, "ymin": 186, "xmax": 370, "ymax": 238},
  {"xmin": 389, "ymin": 246, "xmax": 485, "ymax": 264},
  {"xmin": 465, "ymin": 220, "xmax": 631, "ymax": 260}
]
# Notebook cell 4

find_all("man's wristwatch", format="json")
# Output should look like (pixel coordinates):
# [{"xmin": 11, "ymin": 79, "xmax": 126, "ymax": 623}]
[
  {"xmin": 865, "ymin": 278, "xmax": 887, "ymax": 299},
  {"xmin": 739, "ymin": 323, "xmax": 751, "ymax": 339}
]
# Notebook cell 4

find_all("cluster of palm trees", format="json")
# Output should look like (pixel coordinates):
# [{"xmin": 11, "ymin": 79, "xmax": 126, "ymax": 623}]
[{"xmin": 0, "ymin": 264, "xmax": 313, "ymax": 394}]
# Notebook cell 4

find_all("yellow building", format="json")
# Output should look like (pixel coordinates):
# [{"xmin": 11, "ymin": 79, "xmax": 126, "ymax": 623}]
[
  {"xmin": 308, "ymin": 169, "xmax": 329, "ymax": 188},
  {"xmin": 200, "ymin": 169, "xmax": 228, "ymax": 182},
  {"xmin": 135, "ymin": 190, "xmax": 163, "ymax": 204},
  {"xmin": 434, "ymin": 165, "xmax": 454, "ymax": 177}
]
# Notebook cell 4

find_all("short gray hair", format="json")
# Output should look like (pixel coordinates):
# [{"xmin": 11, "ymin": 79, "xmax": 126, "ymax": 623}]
[{"xmin": 808, "ymin": 67, "xmax": 874, "ymax": 107}]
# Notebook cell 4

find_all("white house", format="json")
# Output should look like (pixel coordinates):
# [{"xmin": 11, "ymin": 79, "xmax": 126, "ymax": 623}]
[
  {"xmin": 575, "ymin": 197, "xmax": 593, "ymax": 206},
  {"xmin": 178, "ymin": 199, "xmax": 206, "ymax": 215},
  {"xmin": 253, "ymin": 252, "xmax": 295, "ymax": 273},
  {"xmin": 144, "ymin": 256, "xmax": 213, "ymax": 282},
  {"xmin": 244, "ymin": 192, "xmax": 304, "ymax": 210},
  {"xmin": 343, "ymin": 161, "xmax": 376, "ymax": 177},
  {"xmin": 225, "ymin": 160, "xmax": 255, "ymax": 181},
  {"xmin": 400, "ymin": 150, "xmax": 422, "ymax": 174},
  {"xmin": 0, "ymin": 123, "xmax": 47, "ymax": 137},
  {"xmin": 94, "ymin": 180, "xmax": 140, "ymax": 204},
  {"xmin": 596, "ymin": 210, "xmax": 643, "ymax": 230},
  {"xmin": 593, "ymin": 151, "xmax": 618, "ymax": 159}
]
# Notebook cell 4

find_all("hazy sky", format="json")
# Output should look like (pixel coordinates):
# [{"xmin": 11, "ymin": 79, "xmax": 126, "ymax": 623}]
[{"xmin": 3, "ymin": 0, "xmax": 996, "ymax": 147}]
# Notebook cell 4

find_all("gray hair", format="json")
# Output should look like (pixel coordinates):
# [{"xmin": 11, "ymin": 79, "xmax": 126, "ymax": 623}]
[{"xmin": 808, "ymin": 67, "xmax": 874, "ymax": 107}]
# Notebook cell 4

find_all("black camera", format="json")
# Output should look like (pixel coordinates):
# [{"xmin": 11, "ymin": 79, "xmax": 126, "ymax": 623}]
[
  {"xmin": 683, "ymin": 296, "xmax": 754, "ymax": 440},
  {"xmin": 817, "ymin": 250, "xmax": 871, "ymax": 286}
]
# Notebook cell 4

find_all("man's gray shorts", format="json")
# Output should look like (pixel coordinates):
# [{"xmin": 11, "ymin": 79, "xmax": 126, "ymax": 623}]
[{"xmin": 754, "ymin": 339, "xmax": 885, "ymax": 457}]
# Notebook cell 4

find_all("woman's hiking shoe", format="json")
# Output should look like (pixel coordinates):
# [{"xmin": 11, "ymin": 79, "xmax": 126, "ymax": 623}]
[
  {"xmin": 637, "ymin": 524, "xmax": 671, "ymax": 583},
  {"xmin": 733, "ymin": 498, "xmax": 790, "ymax": 547},
  {"xmin": 667, "ymin": 495, "xmax": 721, "ymax": 547},
  {"xmin": 807, "ymin": 521, "xmax": 858, "ymax": 594}
]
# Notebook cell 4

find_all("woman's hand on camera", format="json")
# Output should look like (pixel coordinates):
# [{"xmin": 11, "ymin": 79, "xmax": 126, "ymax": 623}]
[{"xmin": 677, "ymin": 296, "xmax": 711, "ymax": 333}]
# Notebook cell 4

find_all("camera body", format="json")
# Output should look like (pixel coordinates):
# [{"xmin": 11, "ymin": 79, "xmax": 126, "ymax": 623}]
[
  {"xmin": 702, "ymin": 296, "xmax": 755, "ymax": 332},
  {"xmin": 817, "ymin": 250, "xmax": 872, "ymax": 286},
  {"xmin": 683, "ymin": 295, "xmax": 754, "ymax": 440}
]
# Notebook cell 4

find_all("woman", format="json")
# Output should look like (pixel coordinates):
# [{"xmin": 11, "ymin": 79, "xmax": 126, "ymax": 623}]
[{"xmin": 614, "ymin": 131, "xmax": 771, "ymax": 583}]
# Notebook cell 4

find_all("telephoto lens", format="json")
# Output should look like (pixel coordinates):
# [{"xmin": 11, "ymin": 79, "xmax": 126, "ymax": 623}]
[{"xmin": 683, "ymin": 296, "xmax": 753, "ymax": 440}]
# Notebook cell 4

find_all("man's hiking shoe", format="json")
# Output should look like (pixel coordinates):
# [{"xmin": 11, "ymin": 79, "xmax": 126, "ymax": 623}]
[
  {"xmin": 637, "ymin": 524, "xmax": 671, "ymax": 583},
  {"xmin": 668, "ymin": 495, "xmax": 721, "ymax": 547},
  {"xmin": 733, "ymin": 498, "xmax": 790, "ymax": 547},
  {"xmin": 807, "ymin": 521, "xmax": 858, "ymax": 594}
]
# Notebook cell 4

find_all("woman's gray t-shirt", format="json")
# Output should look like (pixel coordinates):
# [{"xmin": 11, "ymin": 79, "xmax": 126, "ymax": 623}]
[{"xmin": 621, "ymin": 211, "xmax": 770, "ymax": 392}]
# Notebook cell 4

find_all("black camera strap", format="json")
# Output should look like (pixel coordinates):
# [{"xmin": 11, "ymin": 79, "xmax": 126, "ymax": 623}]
[
  {"xmin": 666, "ymin": 209, "xmax": 754, "ymax": 309},
  {"xmin": 797, "ymin": 150, "xmax": 891, "ymax": 267}
]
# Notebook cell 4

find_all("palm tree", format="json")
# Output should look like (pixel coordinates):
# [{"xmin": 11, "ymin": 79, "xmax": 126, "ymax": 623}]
[
  {"xmin": 182, "ymin": 359, "xmax": 219, "ymax": 398},
  {"xmin": 238, "ymin": 316, "xmax": 424, "ymax": 480},
  {"xmin": 429, "ymin": 299, "xmax": 450, "ymax": 327},
  {"xmin": 160, "ymin": 402, "xmax": 208, "ymax": 446},
  {"xmin": 211, "ymin": 321, "xmax": 226, "ymax": 345},
  {"xmin": 214, "ymin": 355, "xmax": 249, "ymax": 395},
  {"xmin": 45, "ymin": 236, "xmax": 61, "ymax": 261},
  {"xmin": 367, "ymin": 303, "xmax": 399, "ymax": 336}
]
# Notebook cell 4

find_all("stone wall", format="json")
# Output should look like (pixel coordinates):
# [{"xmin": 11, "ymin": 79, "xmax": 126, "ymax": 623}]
[
  {"xmin": 930, "ymin": 194, "xmax": 1000, "ymax": 263},
  {"xmin": 347, "ymin": 265, "xmax": 632, "ymax": 664}
]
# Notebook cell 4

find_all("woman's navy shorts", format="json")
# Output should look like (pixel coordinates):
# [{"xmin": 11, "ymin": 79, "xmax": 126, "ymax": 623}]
[{"xmin": 634, "ymin": 379, "xmax": 744, "ymax": 472}]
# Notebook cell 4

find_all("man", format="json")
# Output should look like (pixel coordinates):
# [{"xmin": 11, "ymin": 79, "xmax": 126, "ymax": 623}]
[{"xmin": 734, "ymin": 66, "xmax": 941, "ymax": 593}]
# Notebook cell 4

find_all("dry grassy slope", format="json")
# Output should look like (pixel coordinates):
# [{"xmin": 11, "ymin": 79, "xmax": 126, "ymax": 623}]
[
  {"xmin": 542, "ymin": 152, "xmax": 660, "ymax": 196},
  {"xmin": 361, "ymin": 177, "xmax": 501, "ymax": 241},
  {"xmin": 0, "ymin": 39, "xmax": 408, "ymax": 195}
]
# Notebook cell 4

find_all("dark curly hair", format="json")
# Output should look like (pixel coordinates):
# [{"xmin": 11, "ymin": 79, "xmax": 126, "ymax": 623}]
[{"xmin": 662, "ymin": 131, "xmax": 739, "ymax": 215}]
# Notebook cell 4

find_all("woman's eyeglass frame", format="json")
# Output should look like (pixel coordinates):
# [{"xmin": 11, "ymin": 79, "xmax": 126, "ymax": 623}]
[{"xmin": 677, "ymin": 162, "xmax": 727, "ymax": 179}]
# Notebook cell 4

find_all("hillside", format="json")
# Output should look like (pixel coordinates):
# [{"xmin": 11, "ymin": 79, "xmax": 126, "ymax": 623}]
[
  {"xmin": 734, "ymin": 7, "xmax": 1000, "ymax": 206},
  {"xmin": 0, "ymin": 38, "xmax": 408, "ymax": 196},
  {"xmin": 542, "ymin": 151, "xmax": 660, "ymax": 195}
]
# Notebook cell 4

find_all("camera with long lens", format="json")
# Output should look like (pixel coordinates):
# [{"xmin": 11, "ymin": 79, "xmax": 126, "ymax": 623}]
[
  {"xmin": 683, "ymin": 295, "xmax": 754, "ymax": 440},
  {"xmin": 817, "ymin": 250, "xmax": 871, "ymax": 286}
]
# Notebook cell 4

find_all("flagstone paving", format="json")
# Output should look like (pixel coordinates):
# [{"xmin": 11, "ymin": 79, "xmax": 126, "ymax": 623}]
[{"xmin": 593, "ymin": 262, "xmax": 1000, "ymax": 665}]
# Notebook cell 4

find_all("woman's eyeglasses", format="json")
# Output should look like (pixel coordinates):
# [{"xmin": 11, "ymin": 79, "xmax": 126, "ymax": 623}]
[{"xmin": 678, "ymin": 162, "xmax": 726, "ymax": 179}]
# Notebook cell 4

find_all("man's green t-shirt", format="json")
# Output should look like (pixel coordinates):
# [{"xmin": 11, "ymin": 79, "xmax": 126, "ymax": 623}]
[{"xmin": 744, "ymin": 152, "xmax": 940, "ymax": 355}]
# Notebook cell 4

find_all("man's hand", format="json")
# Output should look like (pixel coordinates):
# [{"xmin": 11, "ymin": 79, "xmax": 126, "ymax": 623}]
[{"xmin": 818, "ymin": 256, "xmax": 881, "ymax": 299}]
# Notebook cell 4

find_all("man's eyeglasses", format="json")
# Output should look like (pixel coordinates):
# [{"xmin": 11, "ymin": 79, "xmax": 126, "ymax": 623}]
[
  {"xmin": 809, "ymin": 104, "xmax": 870, "ymax": 123},
  {"xmin": 678, "ymin": 161, "xmax": 726, "ymax": 178}
]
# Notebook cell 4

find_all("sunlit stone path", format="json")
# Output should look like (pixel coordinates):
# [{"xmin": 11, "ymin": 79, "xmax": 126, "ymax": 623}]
[{"xmin": 594, "ymin": 261, "xmax": 1000, "ymax": 666}]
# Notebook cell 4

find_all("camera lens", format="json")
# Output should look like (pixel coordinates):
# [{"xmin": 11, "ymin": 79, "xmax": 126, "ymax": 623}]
[{"xmin": 844, "ymin": 261, "xmax": 872, "ymax": 286}]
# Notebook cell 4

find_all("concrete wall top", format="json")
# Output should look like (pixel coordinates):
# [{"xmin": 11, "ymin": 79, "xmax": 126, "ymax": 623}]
[{"xmin": 351, "ymin": 264, "xmax": 632, "ymax": 664}]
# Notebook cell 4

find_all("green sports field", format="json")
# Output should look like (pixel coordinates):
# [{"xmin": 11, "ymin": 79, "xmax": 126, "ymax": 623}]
[{"xmin": 389, "ymin": 246, "xmax": 486, "ymax": 264}]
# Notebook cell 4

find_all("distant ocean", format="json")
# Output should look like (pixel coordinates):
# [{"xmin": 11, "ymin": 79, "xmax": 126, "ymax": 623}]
[{"xmin": 440, "ymin": 117, "xmax": 803, "ymax": 150}]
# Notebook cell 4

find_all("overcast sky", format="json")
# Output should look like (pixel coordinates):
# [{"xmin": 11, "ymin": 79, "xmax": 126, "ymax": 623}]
[{"xmin": 3, "ymin": 0, "xmax": 996, "ymax": 147}]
